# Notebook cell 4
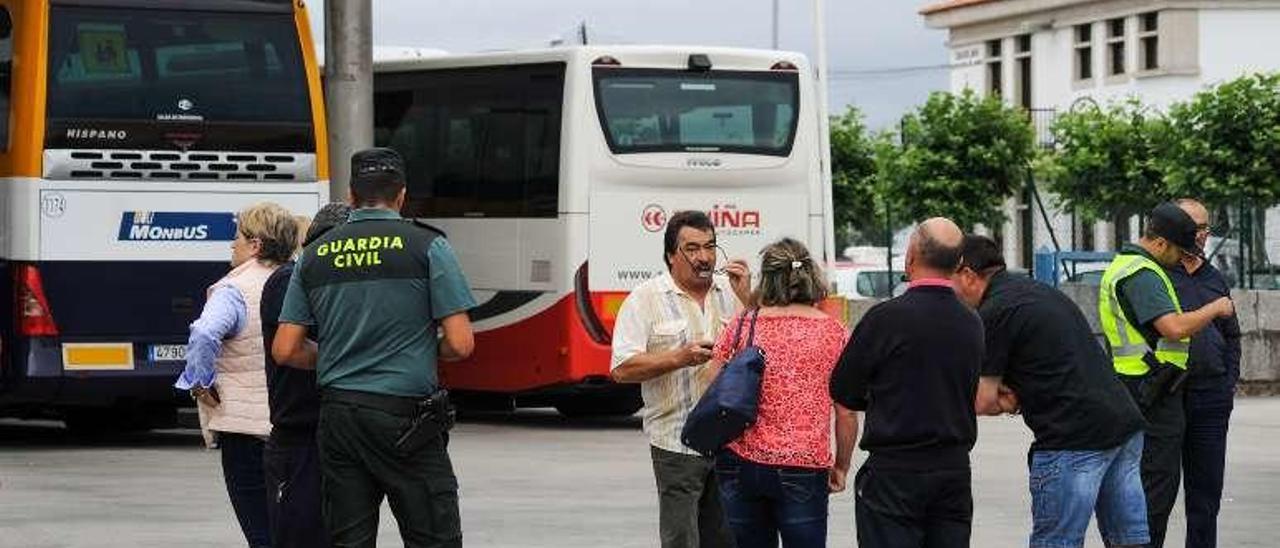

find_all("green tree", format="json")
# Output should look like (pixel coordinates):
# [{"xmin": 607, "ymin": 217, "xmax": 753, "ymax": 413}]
[
  {"xmin": 1044, "ymin": 98, "xmax": 1170, "ymax": 228},
  {"xmin": 878, "ymin": 90, "xmax": 1036, "ymax": 230},
  {"xmin": 1164, "ymin": 72, "xmax": 1280, "ymax": 273},
  {"xmin": 1164, "ymin": 72, "xmax": 1280, "ymax": 207},
  {"xmin": 829, "ymin": 107, "xmax": 884, "ymax": 248}
]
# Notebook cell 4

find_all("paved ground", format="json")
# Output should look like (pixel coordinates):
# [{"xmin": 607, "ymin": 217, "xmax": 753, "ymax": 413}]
[{"xmin": 1, "ymin": 398, "xmax": 1278, "ymax": 547}]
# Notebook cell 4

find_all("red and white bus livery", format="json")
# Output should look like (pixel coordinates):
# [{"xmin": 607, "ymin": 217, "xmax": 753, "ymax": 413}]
[{"xmin": 373, "ymin": 46, "xmax": 827, "ymax": 416}]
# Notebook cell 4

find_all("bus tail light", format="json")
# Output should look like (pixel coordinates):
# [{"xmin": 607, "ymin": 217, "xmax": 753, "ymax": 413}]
[
  {"xmin": 16, "ymin": 264, "xmax": 59, "ymax": 336},
  {"xmin": 771, "ymin": 61, "xmax": 799, "ymax": 71},
  {"xmin": 573, "ymin": 262, "xmax": 611, "ymax": 345}
]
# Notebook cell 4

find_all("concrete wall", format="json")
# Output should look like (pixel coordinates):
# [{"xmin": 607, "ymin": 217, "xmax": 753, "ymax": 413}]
[{"xmin": 839, "ymin": 286, "xmax": 1280, "ymax": 393}]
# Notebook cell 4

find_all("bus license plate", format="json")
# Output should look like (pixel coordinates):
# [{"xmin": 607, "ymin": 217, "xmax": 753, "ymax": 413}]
[{"xmin": 150, "ymin": 344, "xmax": 187, "ymax": 363}]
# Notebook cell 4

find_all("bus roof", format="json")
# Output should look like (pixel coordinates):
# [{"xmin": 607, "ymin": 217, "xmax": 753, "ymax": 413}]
[
  {"xmin": 316, "ymin": 45, "xmax": 450, "ymax": 68},
  {"xmin": 372, "ymin": 45, "xmax": 810, "ymax": 75}
]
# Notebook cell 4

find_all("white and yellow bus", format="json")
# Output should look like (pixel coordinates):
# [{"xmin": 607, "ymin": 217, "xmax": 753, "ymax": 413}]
[
  {"xmin": 0, "ymin": 0, "xmax": 327, "ymax": 430},
  {"xmin": 373, "ymin": 46, "xmax": 828, "ymax": 416}
]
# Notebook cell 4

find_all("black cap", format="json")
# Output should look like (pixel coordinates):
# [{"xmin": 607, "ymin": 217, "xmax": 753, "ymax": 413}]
[
  {"xmin": 1147, "ymin": 202, "xmax": 1201, "ymax": 256},
  {"xmin": 350, "ymin": 147, "xmax": 404, "ymax": 182}
]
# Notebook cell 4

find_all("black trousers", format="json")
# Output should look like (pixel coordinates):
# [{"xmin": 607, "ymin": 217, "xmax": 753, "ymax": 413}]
[
  {"xmin": 854, "ymin": 465, "xmax": 972, "ymax": 548},
  {"xmin": 219, "ymin": 432, "xmax": 272, "ymax": 548},
  {"xmin": 1183, "ymin": 377, "xmax": 1234, "ymax": 548},
  {"xmin": 318, "ymin": 400, "xmax": 461, "ymax": 548},
  {"xmin": 1122, "ymin": 377, "xmax": 1186, "ymax": 548},
  {"xmin": 265, "ymin": 437, "xmax": 326, "ymax": 548}
]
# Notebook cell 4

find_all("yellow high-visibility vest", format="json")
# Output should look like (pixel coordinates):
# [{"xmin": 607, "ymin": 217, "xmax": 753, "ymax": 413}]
[{"xmin": 1098, "ymin": 253, "xmax": 1190, "ymax": 376}]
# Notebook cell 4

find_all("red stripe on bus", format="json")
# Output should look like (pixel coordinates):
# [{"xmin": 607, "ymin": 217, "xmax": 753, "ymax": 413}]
[{"xmin": 439, "ymin": 292, "xmax": 627, "ymax": 393}]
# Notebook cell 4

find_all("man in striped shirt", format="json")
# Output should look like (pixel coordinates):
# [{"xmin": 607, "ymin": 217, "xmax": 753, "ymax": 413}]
[{"xmin": 611, "ymin": 210, "xmax": 752, "ymax": 548}]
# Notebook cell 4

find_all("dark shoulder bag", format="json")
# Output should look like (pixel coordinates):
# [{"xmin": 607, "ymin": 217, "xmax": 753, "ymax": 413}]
[{"xmin": 680, "ymin": 308, "xmax": 766, "ymax": 457}]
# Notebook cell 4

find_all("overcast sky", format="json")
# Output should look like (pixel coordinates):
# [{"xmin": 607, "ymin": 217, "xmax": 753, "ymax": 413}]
[{"xmin": 307, "ymin": 0, "xmax": 949, "ymax": 129}]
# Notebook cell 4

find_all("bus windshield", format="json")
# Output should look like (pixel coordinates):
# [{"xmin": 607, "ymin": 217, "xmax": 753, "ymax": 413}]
[
  {"xmin": 46, "ymin": 6, "xmax": 311, "ymax": 126},
  {"xmin": 593, "ymin": 68, "xmax": 799, "ymax": 156}
]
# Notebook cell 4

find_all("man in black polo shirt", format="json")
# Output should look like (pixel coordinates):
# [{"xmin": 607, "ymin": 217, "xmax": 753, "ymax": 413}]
[
  {"xmin": 953, "ymin": 235, "xmax": 1149, "ymax": 548},
  {"xmin": 830, "ymin": 217, "xmax": 981, "ymax": 547},
  {"xmin": 260, "ymin": 202, "xmax": 350, "ymax": 548}
]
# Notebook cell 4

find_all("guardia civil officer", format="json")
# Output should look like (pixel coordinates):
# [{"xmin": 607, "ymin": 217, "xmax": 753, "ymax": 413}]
[
  {"xmin": 1097, "ymin": 202, "xmax": 1235, "ymax": 547},
  {"xmin": 273, "ymin": 148, "xmax": 477, "ymax": 548}
]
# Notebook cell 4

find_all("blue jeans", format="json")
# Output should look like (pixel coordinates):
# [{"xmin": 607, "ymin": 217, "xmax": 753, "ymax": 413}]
[
  {"xmin": 1028, "ymin": 432, "xmax": 1149, "ymax": 548},
  {"xmin": 715, "ymin": 452, "xmax": 829, "ymax": 548}
]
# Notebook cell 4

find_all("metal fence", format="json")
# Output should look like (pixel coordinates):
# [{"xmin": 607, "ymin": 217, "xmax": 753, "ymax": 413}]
[{"xmin": 1207, "ymin": 203, "xmax": 1280, "ymax": 290}]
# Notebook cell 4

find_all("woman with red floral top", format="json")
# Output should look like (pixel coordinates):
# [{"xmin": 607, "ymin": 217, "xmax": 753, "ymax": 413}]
[{"xmin": 705, "ymin": 238, "xmax": 858, "ymax": 548}]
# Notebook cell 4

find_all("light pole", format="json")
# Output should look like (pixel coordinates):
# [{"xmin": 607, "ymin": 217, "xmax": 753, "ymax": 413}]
[
  {"xmin": 813, "ymin": 0, "xmax": 836, "ymax": 269},
  {"xmin": 324, "ymin": 0, "xmax": 374, "ymax": 202},
  {"xmin": 772, "ymin": 0, "xmax": 779, "ymax": 49}
]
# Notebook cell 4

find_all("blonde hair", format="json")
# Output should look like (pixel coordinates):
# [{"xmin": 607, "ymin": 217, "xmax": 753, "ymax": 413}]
[
  {"xmin": 293, "ymin": 215, "xmax": 311, "ymax": 250},
  {"xmin": 754, "ymin": 238, "xmax": 829, "ymax": 307},
  {"xmin": 237, "ymin": 202, "xmax": 299, "ymax": 264}
]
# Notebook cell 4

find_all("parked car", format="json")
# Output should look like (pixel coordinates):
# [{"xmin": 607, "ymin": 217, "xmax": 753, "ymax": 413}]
[{"xmin": 831, "ymin": 264, "xmax": 902, "ymax": 300}]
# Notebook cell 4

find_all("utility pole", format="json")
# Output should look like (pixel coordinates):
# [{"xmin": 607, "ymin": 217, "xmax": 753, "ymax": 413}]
[
  {"xmin": 579, "ymin": 20, "xmax": 589, "ymax": 45},
  {"xmin": 324, "ymin": 0, "xmax": 374, "ymax": 202},
  {"xmin": 814, "ymin": 0, "xmax": 836, "ymax": 269},
  {"xmin": 771, "ymin": 0, "xmax": 779, "ymax": 49}
]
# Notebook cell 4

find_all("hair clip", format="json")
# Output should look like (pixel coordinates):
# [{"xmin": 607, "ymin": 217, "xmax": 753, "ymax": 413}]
[{"xmin": 791, "ymin": 260, "xmax": 802, "ymax": 270}]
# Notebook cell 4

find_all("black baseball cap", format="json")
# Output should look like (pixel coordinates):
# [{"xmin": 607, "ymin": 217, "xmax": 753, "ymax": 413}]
[
  {"xmin": 350, "ymin": 147, "xmax": 404, "ymax": 182},
  {"xmin": 1147, "ymin": 202, "xmax": 1201, "ymax": 256}
]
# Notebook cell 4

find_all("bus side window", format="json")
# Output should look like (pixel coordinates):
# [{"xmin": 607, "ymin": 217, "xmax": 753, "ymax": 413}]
[{"xmin": 0, "ymin": 7, "xmax": 12, "ymax": 151}]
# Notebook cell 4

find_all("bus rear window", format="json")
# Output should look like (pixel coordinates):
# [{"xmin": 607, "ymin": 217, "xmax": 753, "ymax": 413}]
[
  {"xmin": 45, "ymin": 6, "xmax": 311, "ymax": 124},
  {"xmin": 374, "ymin": 63, "xmax": 565, "ymax": 219},
  {"xmin": 593, "ymin": 69, "xmax": 799, "ymax": 156}
]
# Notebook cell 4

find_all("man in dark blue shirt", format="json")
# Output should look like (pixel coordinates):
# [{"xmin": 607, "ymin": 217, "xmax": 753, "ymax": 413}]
[
  {"xmin": 1170, "ymin": 199, "xmax": 1242, "ymax": 548},
  {"xmin": 260, "ymin": 202, "xmax": 350, "ymax": 548}
]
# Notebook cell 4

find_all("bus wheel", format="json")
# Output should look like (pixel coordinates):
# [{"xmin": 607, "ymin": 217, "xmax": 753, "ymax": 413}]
[{"xmin": 554, "ymin": 393, "xmax": 642, "ymax": 418}]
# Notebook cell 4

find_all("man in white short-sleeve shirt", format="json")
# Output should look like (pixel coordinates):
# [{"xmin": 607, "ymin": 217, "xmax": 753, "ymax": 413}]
[{"xmin": 611, "ymin": 210, "xmax": 751, "ymax": 548}]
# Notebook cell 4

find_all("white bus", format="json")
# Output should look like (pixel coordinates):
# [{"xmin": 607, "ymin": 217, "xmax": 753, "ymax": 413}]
[
  {"xmin": 0, "ymin": 0, "xmax": 327, "ymax": 430},
  {"xmin": 373, "ymin": 46, "xmax": 828, "ymax": 416}
]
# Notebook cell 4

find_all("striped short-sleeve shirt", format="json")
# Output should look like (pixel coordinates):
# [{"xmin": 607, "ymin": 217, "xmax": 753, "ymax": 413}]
[{"xmin": 611, "ymin": 272, "xmax": 741, "ymax": 455}]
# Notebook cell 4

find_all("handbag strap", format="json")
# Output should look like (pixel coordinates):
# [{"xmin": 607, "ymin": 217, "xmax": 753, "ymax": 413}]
[
  {"xmin": 731, "ymin": 308, "xmax": 761, "ymax": 353},
  {"xmin": 744, "ymin": 308, "xmax": 760, "ymax": 347}
]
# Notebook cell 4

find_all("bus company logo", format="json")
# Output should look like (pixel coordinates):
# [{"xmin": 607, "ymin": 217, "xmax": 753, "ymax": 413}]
[
  {"xmin": 117, "ymin": 211, "xmax": 238, "ymax": 242},
  {"xmin": 686, "ymin": 158, "xmax": 723, "ymax": 168},
  {"xmin": 177, "ymin": 98, "xmax": 195, "ymax": 112},
  {"xmin": 641, "ymin": 204, "xmax": 668, "ymax": 232},
  {"xmin": 66, "ymin": 128, "xmax": 128, "ymax": 140},
  {"xmin": 709, "ymin": 203, "xmax": 762, "ymax": 235}
]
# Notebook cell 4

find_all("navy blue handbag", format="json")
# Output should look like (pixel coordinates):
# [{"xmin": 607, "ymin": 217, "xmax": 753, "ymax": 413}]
[{"xmin": 680, "ymin": 308, "xmax": 766, "ymax": 456}]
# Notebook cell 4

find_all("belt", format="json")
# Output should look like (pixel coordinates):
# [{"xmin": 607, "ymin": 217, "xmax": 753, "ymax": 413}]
[{"xmin": 320, "ymin": 387, "xmax": 423, "ymax": 416}]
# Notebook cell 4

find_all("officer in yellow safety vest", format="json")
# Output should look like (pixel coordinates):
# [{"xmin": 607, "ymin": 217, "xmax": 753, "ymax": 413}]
[{"xmin": 1097, "ymin": 202, "xmax": 1236, "ymax": 548}]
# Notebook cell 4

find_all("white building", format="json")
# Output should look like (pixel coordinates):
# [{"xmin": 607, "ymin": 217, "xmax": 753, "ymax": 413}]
[{"xmin": 922, "ymin": 0, "xmax": 1280, "ymax": 271}]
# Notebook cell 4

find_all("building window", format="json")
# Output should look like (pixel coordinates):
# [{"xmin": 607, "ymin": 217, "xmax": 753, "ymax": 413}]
[
  {"xmin": 1139, "ymin": 12, "xmax": 1159, "ymax": 70},
  {"xmin": 1107, "ymin": 17, "xmax": 1126, "ymax": 76},
  {"xmin": 1014, "ymin": 34, "xmax": 1032, "ymax": 108},
  {"xmin": 986, "ymin": 39, "xmax": 1003, "ymax": 97},
  {"xmin": 1074, "ymin": 23, "xmax": 1093, "ymax": 81}
]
